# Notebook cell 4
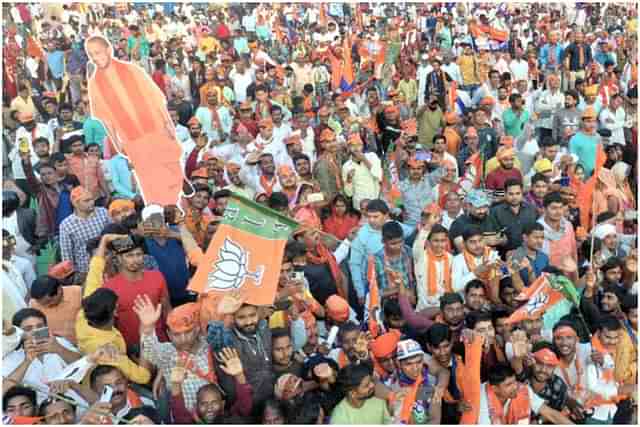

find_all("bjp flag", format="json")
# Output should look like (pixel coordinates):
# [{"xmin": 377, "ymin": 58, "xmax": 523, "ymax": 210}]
[
  {"xmin": 188, "ymin": 194, "xmax": 298, "ymax": 306},
  {"xmin": 505, "ymin": 275, "xmax": 565, "ymax": 324}
]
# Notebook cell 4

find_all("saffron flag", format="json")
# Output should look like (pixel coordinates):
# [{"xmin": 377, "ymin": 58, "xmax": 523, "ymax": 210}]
[
  {"xmin": 188, "ymin": 194, "xmax": 298, "ymax": 306},
  {"xmin": 340, "ymin": 34, "xmax": 355, "ymax": 93},
  {"xmin": 505, "ymin": 275, "xmax": 565, "ymax": 324},
  {"xmin": 575, "ymin": 144, "xmax": 607, "ymax": 230},
  {"xmin": 459, "ymin": 334, "xmax": 484, "ymax": 424},
  {"xmin": 367, "ymin": 256, "xmax": 383, "ymax": 338}
]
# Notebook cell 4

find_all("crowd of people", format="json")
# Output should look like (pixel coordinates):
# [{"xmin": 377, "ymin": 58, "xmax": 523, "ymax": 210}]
[{"xmin": 2, "ymin": 1, "xmax": 638, "ymax": 425}]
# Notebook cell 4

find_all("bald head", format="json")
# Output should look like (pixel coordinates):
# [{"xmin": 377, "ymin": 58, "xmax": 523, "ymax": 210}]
[{"xmin": 86, "ymin": 36, "xmax": 113, "ymax": 69}]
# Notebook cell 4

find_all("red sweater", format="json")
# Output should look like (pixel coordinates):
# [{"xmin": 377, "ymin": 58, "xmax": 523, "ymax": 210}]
[{"xmin": 171, "ymin": 380, "xmax": 253, "ymax": 424}]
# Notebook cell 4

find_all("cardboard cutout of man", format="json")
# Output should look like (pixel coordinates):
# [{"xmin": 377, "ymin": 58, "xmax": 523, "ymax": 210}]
[{"xmin": 86, "ymin": 35, "xmax": 185, "ymax": 206}]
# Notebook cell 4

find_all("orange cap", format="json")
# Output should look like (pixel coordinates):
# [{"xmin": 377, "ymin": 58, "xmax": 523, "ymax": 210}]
[
  {"xmin": 347, "ymin": 133, "xmax": 363, "ymax": 146},
  {"xmin": 48, "ymin": 260, "xmax": 75, "ymax": 280},
  {"xmin": 284, "ymin": 133, "xmax": 301, "ymax": 145},
  {"xmin": 371, "ymin": 330, "xmax": 402, "ymax": 359},
  {"xmin": 70, "ymin": 186, "xmax": 91, "ymax": 204},
  {"xmin": 582, "ymin": 106, "xmax": 597, "ymax": 119},
  {"xmin": 167, "ymin": 302, "xmax": 201, "ymax": 333},
  {"xmin": 191, "ymin": 167, "xmax": 209, "ymax": 179},
  {"xmin": 187, "ymin": 116, "xmax": 201, "ymax": 127},
  {"xmin": 532, "ymin": 348, "xmax": 560, "ymax": 366},
  {"xmin": 384, "ymin": 104, "xmax": 400, "ymax": 115},
  {"xmin": 496, "ymin": 146, "xmax": 515, "ymax": 161},
  {"xmin": 108, "ymin": 199, "xmax": 135, "ymax": 217},
  {"xmin": 499, "ymin": 135, "xmax": 514, "ymax": 147}
]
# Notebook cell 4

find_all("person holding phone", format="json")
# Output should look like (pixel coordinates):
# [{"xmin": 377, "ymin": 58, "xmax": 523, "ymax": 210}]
[{"xmin": 342, "ymin": 134, "xmax": 382, "ymax": 211}]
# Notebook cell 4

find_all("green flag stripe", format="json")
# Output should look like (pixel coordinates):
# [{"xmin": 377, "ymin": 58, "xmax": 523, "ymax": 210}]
[{"xmin": 222, "ymin": 193, "xmax": 299, "ymax": 240}]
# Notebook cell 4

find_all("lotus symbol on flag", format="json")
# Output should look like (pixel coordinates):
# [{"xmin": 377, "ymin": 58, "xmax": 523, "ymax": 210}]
[
  {"xmin": 207, "ymin": 238, "xmax": 264, "ymax": 291},
  {"xmin": 526, "ymin": 292, "xmax": 549, "ymax": 316}
]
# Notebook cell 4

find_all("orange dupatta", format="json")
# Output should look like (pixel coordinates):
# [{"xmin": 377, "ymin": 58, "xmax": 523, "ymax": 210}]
[
  {"xmin": 399, "ymin": 373, "xmax": 423, "ymax": 424},
  {"xmin": 425, "ymin": 249, "xmax": 452, "ymax": 297},
  {"xmin": 463, "ymin": 247, "xmax": 491, "ymax": 282}
]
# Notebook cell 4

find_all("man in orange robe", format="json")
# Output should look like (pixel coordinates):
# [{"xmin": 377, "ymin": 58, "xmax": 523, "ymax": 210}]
[{"xmin": 86, "ymin": 36, "xmax": 184, "ymax": 206}]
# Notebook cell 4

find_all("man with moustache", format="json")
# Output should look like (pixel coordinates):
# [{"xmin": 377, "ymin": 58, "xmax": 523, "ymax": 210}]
[
  {"xmin": 449, "ymin": 190, "xmax": 502, "ymax": 254},
  {"xmin": 552, "ymin": 89, "xmax": 582, "ymax": 146},
  {"xmin": 90, "ymin": 365, "xmax": 156, "ymax": 422},
  {"xmin": 330, "ymin": 363, "xmax": 391, "ymax": 424}
]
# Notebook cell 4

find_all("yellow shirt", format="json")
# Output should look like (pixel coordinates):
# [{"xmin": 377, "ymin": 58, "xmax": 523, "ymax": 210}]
[
  {"xmin": 457, "ymin": 55, "xmax": 479, "ymax": 85},
  {"xmin": 75, "ymin": 256, "xmax": 151, "ymax": 385},
  {"xmin": 10, "ymin": 96, "xmax": 37, "ymax": 116}
]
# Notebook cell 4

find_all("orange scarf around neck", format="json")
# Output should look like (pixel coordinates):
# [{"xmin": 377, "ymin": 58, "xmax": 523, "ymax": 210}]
[
  {"xmin": 425, "ymin": 248, "xmax": 451, "ymax": 296},
  {"xmin": 463, "ymin": 247, "xmax": 491, "ymax": 282},
  {"xmin": 486, "ymin": 383, "xmax": 530, "ymax": 425},
  {"xmin": 399, "ymin": 372, "xmax": 422, "ymax": 424}
]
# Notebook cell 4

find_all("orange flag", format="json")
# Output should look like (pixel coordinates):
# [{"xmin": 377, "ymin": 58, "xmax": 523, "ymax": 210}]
[
  {"xmin": 576, "ymin": 143, "xmax": 607, "ymax": 230},
  {"xmin": 188, "ymin": 194, "xmax": 298, "ymax": 306},
  {"xmin": 504, "ymin": 275, "xmax": 565, "ymax": 324},
  {"xmin": 367, "ymin": 256, "xmax": 381, "ymax": 338},
  {"xmin": 459, "ymin": 334, "xmax": 484, "ymax": 425},
  {"xmin": 319, "ymin": 3, "xmax": 327, "ymax": 27},
  {"xmin": 399, "ymin": 372, "xmax": 422, "ymax": 424}
]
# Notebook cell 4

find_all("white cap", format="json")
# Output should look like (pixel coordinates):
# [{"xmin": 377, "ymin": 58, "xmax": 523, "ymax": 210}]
[{"xmin": 141, "ymin": 204, "xmax": 164, "ymax": 222}]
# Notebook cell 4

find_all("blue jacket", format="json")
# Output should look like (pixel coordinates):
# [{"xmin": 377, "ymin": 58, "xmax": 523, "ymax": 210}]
[{"xmin": 348, "ymin": 222, "xmax": 415, "ymax": 300}]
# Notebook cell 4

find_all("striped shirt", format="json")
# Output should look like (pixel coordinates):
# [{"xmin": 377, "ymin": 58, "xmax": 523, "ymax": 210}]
[{"xmin": 59, "ymin": 207, "xmax": 111, "ymax": 273}]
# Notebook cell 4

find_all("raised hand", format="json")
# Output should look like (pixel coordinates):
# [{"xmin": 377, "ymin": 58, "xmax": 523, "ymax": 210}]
[
  {"xmin": 217, "ymin": 347, "xmax": 244, "ymax": 378},
  {"xmin": 133, "ymin": 294, "xmax": 162, "ymax": 330},
  {"xmin": 89, "ymin": 343, "xmax": 121, "ymax": 364},
  {"xmin": 217, "ymin": 291, "xmax": 244, "ymax": 315},
  {"xmin": 47, "ymin": 379, "xmax": 75, "ymax": 396}
]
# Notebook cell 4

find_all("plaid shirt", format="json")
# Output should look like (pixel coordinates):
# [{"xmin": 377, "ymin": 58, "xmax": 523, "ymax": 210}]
[
  {"xmin": 59, "ymin": 207, "xmax": 111, "ymax": 273},
  {"xmin": 141, "ymin": 332, "xmax": 211, "ymax": 411}
]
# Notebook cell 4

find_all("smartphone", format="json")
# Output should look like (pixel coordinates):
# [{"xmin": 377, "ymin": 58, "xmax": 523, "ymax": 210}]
[
  {"xmin": 307, "ymin": 193, "xmax": 324, "ymax": 203},
  {"xmin": 415, "ymin": 150, "xmax": 432, "ymax": 162},
  {"xmin": 292, "ymin": 271, "xmax": 305, "ymax": 282},
  {"xmin": 99, "ymin": 385, "xmax": 114, "ymax": 403},
  {"xmin": 110, "ymin": 236, "xmax": 134, "ymax": 253},
  {"xmin": 500, "ymin": 265, "xmax": 510, "ymax": 277},
  {"xmin": 31, "ymin": 327, "xmax": 49, "ymax": 342}
]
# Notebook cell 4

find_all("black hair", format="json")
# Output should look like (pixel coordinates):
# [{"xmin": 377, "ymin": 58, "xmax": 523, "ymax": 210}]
[
  {"xmin": 3, "ymin": 386, "xmax": 37, "ymax": 411},
  {"xmin": 508, "ymin": 93, "xmax": 521, "ymax": 104},
  {"xmin": 270, "ymin": 105, "xmax": 282, "ymax": 115},
  {"xmin": 530, "ymin": 340, "xmax": 555, "ymax": 353},
  {"xmin": 83, "ymin": 288, "xmax": 118, "ymax": 328},
  {"xmin": 540, "ymin": 136, "xmax": 559, "ymax": 148},
  {"xmin": 30, "ymin": 276, "xmax": 62, "ymax": 300},
  {"xmin": 337, "ymin": 361, "xmax": 373, "ymax": 393},
  {"xmin": 122, "ymin": 406, "xmax": 162, "ymax": 425},
  {"xmin": 33, "ymin": 137, "xmax": 50, "ymax": 147},
  {"xmin": 492, "ymin": 306, "xmax": 513, "ymax": 323},
  {"xmin": 292, "ymin": 153, "xmax": 311, "ymax": 165},
  {"xmin": 440, "ymin": 292, "xmax": 464, "ymax": 310},
  {"xmin": 462, "ymin": 225, "xmax": 483, "ymax": 241},
  {"xmin": 213, "ymin": 189, "xmax": 232, "ymax": 200},
  {"xmin": 268, "ymin": 192, "xmax": 289, "ymax": 211},
  {"xmin": 303, "ymin": 83, "xmax": 314, "ymax": 93},
  {"xmin": 50, "ymin": 152, "xmax": 67, "ymax": 164},
  {"xmin": 192, "ymin": 183, "xmax": 212, "ymax": 197},
  {"xmin": 37, "ymin": 161, "xmax": 56, "ymax": 172},
  {"xmin": 523, "ymin": 222, "xmax": 544, "ymax": 236},
  {"xmin": 531, "ymin": 172, "xmax": 548, "ymax": 186},
  {"xmin": 381, "ymin": 221, "xmax": 403, "ymax": 242},
  {"xmin": 432, "ymin": 134, "xmax": 446, "ymax": 145},
  {"xmin": 262, "ymin": 399, "xmax": 286, "ymax": 421},
  {"xmin": 338, "ymin": 321, "xmax": 360, "ymax": 340},
  {"xmin": 271, "ymin": 327, "xmax": 291, "ymax": 342},
  {"xmin": 601, "ymin": 257, "xmax": 624, "ymax": 273},
  {"xmin": 425, "ymin": 323, "xmax": 452, "ymax": 348},
  {"xmin": 503, "ymin": 178, "xmax": 523, "ymax": 192},
  {"xmin": 284, "ymin": 240, "xmax": 307, "ymax": 262},
  {"xmin": 601, "ymin": 283, "xmax": 627, "ymax": 303},
  {"xmin": 382, "ymin": 297, "xmax": 402, "ymax": 320},
  {"xmin": 552, "ymin": 319, "xmax": 578, "ymax": 335},
  {"xmin": 428, "ymin": 224, "xmax": 449, "ymax": 240},
  {"xmin": 12, "ymin": 308, "xmax": 47, "ymax": 328},
  {"xmin": 285, "ymin": 393, "xmax": 322, "ymax": 424},
  {"xmin": 621, "ymin": 293, "xmax": 637, "ymax": 314},
  {"xmin": 3, "ymin": 191, "xmax": 20, "ymax": 216},
  {"xmin": 543, "ymin": 191, "xmax": 564, "ymax": 208},
  {"xmin": 597, "ymin": 315, "xmax": 622, "ymax": 332},
  {"xmin": 39, "ymin": 397, "xmax": 75, "ymax": 417},
  {"xmin": 86, "ymin": 236, "xmax": 101, "ymax": 254},
  {"xmin": 487, "ymin": 363, "xmax": 516, "ymax": 386},
  {"xmin": 59, "ymin": 102, "xmax": 73, "ymax": 112},
  {"xmin": 90, "ymin": 365, "xmax": 121, "ymax": 389},
  {"xmin": 255, "ymin": 84, "xmax": 268, "ymax": 94},
  {"xmin": 465, "ymin": 279, "xmax": 486, "ymax": 294},
  {"xmin": 465, "ymin": 310, "xmax": 493, "ymax": 330},
  {"xmin": 565, "ymin": 89, "xmax": 580, "ymax": 100},
  {"xmin": 366, "ymin": 199, "xmax": 389, "ymax": 215}
]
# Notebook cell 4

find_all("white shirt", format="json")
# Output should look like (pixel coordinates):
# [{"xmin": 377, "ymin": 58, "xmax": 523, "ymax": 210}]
[
  {"xmin": 451, "ymin": 250, "xmax": 500, "ymax": 292},
  {"xmin": 341, "ymin": 153, "xmax": 383, "ymax": 211},
  {"xmin": 535, "ymin": 90, "xmax": 565, "ymax": 130},
  {"xmin": 509, "ymin": 59, "xmax": 529, "ymax": 82},
  {"xmin": 586, "ymin": 353, "xmax": 619, "ymax": 421},
  {"xmin": 12, "ymin": 124, "xmax": 53, "ymax": 180},
  {"xmin": 552, "ymin": 342, "xmax": 592, "ymax": 402},
  {"xmin": 229, "ymin": 68, "xmax": 255, "ymax": 103},
  {"xmin": 11, "ymin": 255, "xmax": 36, "ymax": 292},
  {"xmin": 599, "ymin": 107, "xmax": 626, "ymax": 146},
  {"xmin": 246, "ymin": 136, "xmax": 289, "ymax": 167}
]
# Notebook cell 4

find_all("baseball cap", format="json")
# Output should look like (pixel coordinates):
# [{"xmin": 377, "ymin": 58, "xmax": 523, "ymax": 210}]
[{"xmin": 396, "ymin": 339, "xmax": 424, "ymax": 361}]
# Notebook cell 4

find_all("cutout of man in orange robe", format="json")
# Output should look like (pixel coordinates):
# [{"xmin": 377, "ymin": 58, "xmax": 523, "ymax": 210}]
[{"xmin": 86, "ymin": 35, "xmax": 184, "ymax": 206}]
